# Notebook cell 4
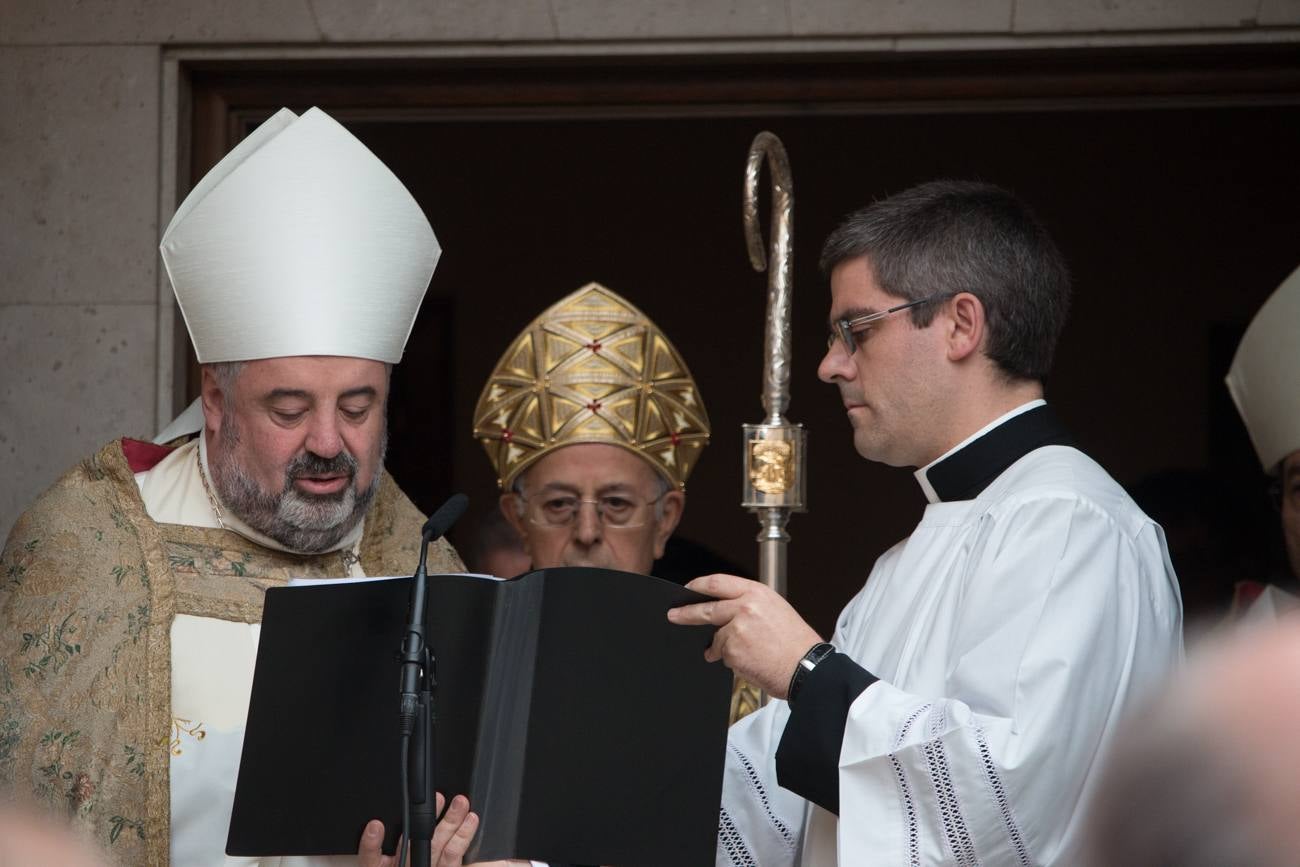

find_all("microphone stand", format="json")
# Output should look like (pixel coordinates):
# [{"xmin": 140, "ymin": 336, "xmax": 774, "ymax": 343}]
[
  {"xmin": 398, "ymin": 525, "xmax": 437, "ymax": 867},
  {"xmin": 397, "ymin": 493, "xmax": 466, "ymax": 867}
]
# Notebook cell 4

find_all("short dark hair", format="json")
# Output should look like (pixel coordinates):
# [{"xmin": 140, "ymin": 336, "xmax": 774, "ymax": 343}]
[{"xmin": 819, "ymin": 180, "xmax": 1071, "ymax": 382}]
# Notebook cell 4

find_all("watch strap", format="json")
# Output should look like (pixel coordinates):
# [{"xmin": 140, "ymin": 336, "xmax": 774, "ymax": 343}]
[{"xmin": 787, "ymin": 641, "xmax": 835, "ymax": 705}]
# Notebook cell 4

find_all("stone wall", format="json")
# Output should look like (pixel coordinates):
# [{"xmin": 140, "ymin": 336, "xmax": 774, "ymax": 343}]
[{"xmin": 2, "ymin": 0, "xmax": 1297, "ymax": 536}]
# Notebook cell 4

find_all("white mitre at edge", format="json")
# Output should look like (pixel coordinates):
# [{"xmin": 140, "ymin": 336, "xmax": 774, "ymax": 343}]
[
  {"xmin": 1226, "ymin": 264, "xmax": 1300, "ymax": 475},
  {"xmin": 160, "ymin": 106, "xmax": 439, "ymax": 364}
]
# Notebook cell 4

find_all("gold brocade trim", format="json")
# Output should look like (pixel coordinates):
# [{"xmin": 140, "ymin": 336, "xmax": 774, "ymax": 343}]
[
  {"xmin": 174, "ymin": 593, "xmax": 265, "ymax": 624},
  {"xmin": 96, "ymin": 439, "xmax": 178, "ymax": 867}
]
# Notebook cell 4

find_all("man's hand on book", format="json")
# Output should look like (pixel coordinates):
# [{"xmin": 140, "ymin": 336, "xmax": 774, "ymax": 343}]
[
  {"xmin": 356, "ymin": 793, "xmax": 531, "ymax": 867},
  {"xmin": 668, "ymin": 572, "xmax": 823, "ymax": 698}
]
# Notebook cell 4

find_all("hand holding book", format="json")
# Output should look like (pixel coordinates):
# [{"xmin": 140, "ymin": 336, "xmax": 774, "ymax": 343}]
[{"xmin": 356, "ymin": 793, "xmax": 531, "ymax": 867}]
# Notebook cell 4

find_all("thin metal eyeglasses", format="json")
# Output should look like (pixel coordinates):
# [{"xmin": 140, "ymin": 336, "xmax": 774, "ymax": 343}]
[
  {"xmin": 519, "ymin": 490, "xmax": 668, "ymax": 529},
  {"xmin": 827, "ymin": 293, "xmax": 947, "ymax": 356}
]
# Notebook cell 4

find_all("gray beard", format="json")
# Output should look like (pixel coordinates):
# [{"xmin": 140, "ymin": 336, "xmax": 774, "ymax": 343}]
[{"xmin": 209, "ymin": 415, "xmax": 385, "ymax": 554}]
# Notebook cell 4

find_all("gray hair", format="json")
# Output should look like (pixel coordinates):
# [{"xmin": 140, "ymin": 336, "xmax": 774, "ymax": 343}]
[
  {"xmin": 206, "ymin": 361, "xmax": 245, "ymax": 403},
  {"xmin": 819, "ymin": 180, "xmax": 1071, "ymax": 383},
  {"xmin": 203, "ymin": 360, "xmax": 394, "ymax": 403}
]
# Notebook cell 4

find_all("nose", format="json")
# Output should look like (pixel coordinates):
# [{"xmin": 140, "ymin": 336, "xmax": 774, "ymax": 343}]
[
  {"xmin": 304, "ymin": 410, "xmax": 344, "ymax": 459},
  {"xmin": 817, "ymin": 341, "xmax": 854, "ymax": 384},
  {"xmin": 572, "ymin": 500, "xmax": 603, "ymax": 546}
]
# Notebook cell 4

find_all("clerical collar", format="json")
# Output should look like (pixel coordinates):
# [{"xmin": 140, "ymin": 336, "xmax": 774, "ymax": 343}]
[{"xmin": 913, "ymin": 400, "xmax": 1075, "ymax": 504}]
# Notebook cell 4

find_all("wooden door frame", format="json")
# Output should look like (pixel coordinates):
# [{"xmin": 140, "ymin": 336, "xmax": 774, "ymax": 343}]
[{"xmin": 159, "ymin": 42, "xmax": 1300, "ymax": 415}]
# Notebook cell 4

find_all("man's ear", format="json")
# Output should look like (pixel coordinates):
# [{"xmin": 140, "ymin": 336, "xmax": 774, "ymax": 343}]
[
  {"xmin": 652, "ymin": 490, "xmax": 685, "ymax": 560},
  {"xmin": 199, "ymin": 366, "xmax": 225, "ymax": 437},
  {"xmin": 945, "ymin": 292, "xmax": 986, "ymax": 363},
  {"xmin": 499, "ymin": 493, "xmax": 533, "ymax": 558}
]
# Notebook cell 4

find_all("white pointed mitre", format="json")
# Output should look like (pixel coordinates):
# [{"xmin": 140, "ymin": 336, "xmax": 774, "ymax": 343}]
[
  {"xmin": 1226, "ymin": 264, "xmax": 1300, "ymax": 474},
  {"xmin": 160, "ymin": 107, "xmax": 438, "ymax": 363}
]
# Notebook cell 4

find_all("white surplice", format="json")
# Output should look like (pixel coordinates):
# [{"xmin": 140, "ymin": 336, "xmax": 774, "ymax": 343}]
[{"xmin": 718, "ymin": 442, "xmax": 1183, "ymax": 866}]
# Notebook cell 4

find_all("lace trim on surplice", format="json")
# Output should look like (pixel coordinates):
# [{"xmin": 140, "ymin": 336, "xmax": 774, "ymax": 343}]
[
  {"xmin": 729, "ymin": 742, "xmax": 797, "ymax": 850},
  {"xmin": 718, "ymin": 807, "xmax": 758, "ymax": 867},
  {"xmin": 889, "ymin": 704, "xmax": 930, "ymax": 867},
  {"xmin": 974, "ymin": 724, "xmax": 1032, "ymax": 866},
  {"xmin": 922, "ymin": 705, "xmax": 981, "ymax": 867}
]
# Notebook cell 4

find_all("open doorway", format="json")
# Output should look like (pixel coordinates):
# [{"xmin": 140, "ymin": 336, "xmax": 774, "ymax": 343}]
[{"xmin": 184, "ymin": 47, "xmax": 1300, "ymax": 630}]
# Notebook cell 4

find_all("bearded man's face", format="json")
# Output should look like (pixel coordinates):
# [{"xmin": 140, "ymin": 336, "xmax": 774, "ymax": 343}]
[{"xmin": 201, "ymin": 356, "xmax": 390, "ymax": 553}]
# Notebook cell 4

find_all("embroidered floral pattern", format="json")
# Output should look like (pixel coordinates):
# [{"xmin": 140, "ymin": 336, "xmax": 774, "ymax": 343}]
[
  {"xmin": 123, "ymin": 744, "xmax": 145, "ymax": 778},
  {"xmin": 166, "ymin": 541, "xmax": 256, "ymax": 577},
  {"xmin": 20, "ymin": 615, "xmax": 81, "ymax": 680},
  {"xmin": 109, "ymin": 814, "xmax": 145, "ymax": 844},
  {"xmin": 3, "ymin": 538, "xmax": 39, "ymax": 589},
  {"xmin": 35, "ymin": 729, "xmax": 82, "ymax": 804}
]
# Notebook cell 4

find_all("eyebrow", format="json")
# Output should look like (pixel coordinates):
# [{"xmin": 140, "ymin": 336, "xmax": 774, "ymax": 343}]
[
  {"xmin": 263, "ymin": 385, "xmax": 378, "ymax": 402},
  {"xmin": 535, "ymin": 481, "xmax": 639, "ymax": 496}
]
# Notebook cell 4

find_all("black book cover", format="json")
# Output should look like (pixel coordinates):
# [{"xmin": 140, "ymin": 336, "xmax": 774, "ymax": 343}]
[{"xmin": 226, "ymin": 566, "xmax": 732, "ymax": 865}]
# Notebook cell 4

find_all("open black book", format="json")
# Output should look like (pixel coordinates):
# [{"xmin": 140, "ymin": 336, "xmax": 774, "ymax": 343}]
[{"xmin": 226, "ymin": 566, "xmax": 733, "ymax": 866}]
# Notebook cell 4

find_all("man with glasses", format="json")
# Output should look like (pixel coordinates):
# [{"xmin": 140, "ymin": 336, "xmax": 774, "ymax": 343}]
[
  {"xmin": 670, "ymin": 180, "xmax": 1182, "ymax": 866},
  {"xmin": 473, "ymin": 281, "xmax": 708, "ymax": 579},
  {"xmin": 435, "ymin": 284, "xmax": 710, "ymax": 866}
]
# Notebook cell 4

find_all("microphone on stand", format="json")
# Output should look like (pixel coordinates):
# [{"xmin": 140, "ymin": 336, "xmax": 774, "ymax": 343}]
[
  {"xmin": 421, "ymin": 493, "xmax": 470, "ymax": 550},
  {"xmin": 398, "ymin": 493, "xmax": 468, "ymax": 867}
]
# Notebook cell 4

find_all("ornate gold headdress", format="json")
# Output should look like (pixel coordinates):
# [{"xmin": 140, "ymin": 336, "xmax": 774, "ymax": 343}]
[{"xmin": 473, "ymin": 283, "xmax": 710, "ymax": 490}]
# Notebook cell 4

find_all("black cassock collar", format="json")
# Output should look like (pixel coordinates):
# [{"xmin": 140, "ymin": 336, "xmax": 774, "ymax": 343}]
[{"xmin": 915, "ymin": 402, "xmax": 1076, "ymax": 504}]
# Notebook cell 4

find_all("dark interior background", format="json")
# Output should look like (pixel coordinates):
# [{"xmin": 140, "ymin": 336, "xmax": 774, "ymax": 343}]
[{"xmin": 189, "ymin": 50, "xmax": 1300, "ymax": 636}]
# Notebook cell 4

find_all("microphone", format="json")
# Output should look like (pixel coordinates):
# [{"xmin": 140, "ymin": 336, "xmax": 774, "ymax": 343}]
[
  {"xmin": 398, "ymin": 493, "xmax": 469, "ymax": 867},
  {"xmin": 400, "ymin": 491, "xmax": 473, "ymax": 722},
  {"xmin": 421, "ymin": 493, "xmax": 469, "ymax": 545},
  {"xmin": 403, "ymin": 494, "xmax": 469, "ymax": 712}
]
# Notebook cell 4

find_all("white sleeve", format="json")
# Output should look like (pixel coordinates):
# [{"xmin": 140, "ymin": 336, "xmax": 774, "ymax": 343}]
[
  {"xmin": 786, "ymin": 496, "xmax": 1181, "ymax": 866},
  {"xmin": 717, "ymin": 698, "xmax": 807, "ymax": 866}
]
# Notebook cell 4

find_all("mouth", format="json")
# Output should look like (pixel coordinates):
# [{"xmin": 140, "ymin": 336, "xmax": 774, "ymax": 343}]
[{"xmin": 293, "ymin": 474, "xmax": 351, "ymax": 496}]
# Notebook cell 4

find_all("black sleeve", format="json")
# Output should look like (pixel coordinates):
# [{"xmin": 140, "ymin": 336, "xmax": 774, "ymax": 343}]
[{"xmin": 774, "ymin": 652, "xmax": 877, "ymax": 814}]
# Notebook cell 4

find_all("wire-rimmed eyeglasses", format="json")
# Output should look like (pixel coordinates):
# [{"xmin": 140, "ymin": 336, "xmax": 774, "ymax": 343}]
[
  {"xmin": 519, "ymin": 490, "xmax": 667, "ymax": 529},
  {"xmin": 827, "ymin": 293, "xmax": 948, "ymax": 356}
]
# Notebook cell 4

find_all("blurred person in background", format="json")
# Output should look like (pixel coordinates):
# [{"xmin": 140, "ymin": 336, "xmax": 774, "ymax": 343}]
[
  {"xmin": 1084, "ymin": 615, "xmax": 1300, "ymax": 867},
  {"xmin": 1225, "ymin": 264, "xmax": 1300, "ymax": 620}
]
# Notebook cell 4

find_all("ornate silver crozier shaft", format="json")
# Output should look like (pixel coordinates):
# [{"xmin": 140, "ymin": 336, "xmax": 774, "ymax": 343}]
[{"xmin": 738, "ymin": 131, "xmax": 807, "ymax": 714}]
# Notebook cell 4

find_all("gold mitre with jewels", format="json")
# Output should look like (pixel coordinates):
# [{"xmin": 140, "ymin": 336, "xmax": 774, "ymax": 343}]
[{"xmin": 474, "ymin": 283, "xmax": 710, "ymax": 490}]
